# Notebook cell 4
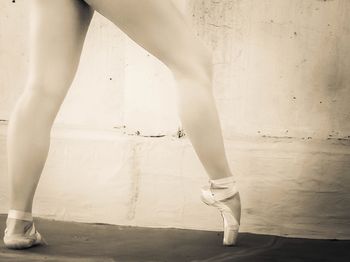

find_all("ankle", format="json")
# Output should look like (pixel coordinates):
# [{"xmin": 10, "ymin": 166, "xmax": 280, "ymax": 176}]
[
  {"xmin": 6, "ymin": 218, "xmax": 33, "ymax": 235},
  {"xmin": 210, "ymin": 176, "xmax": 236, "ymax": 189},
  {"xmin": 6, "ymin": 210, "xmax": 34, "ymax": 233},
  {"xmin": 8, "ymin": 210, "xmax": 33, "ymax": 221}
]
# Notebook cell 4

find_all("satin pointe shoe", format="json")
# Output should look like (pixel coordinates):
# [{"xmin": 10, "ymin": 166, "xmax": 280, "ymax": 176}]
[
  {"xmin": 201, "ymin": 176, "xmax": 241, "ymax": 246},
  {"xmin": 3, "ymin": 210, "xmax": 47, "ymax": 249}
]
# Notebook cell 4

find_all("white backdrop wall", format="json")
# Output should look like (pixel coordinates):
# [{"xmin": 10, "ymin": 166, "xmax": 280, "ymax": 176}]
[{"xmin": 0, "ymin": 0, "xmax": 349, "ymax": 239}]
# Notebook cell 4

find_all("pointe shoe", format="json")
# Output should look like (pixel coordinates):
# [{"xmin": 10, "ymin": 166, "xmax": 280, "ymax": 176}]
[
  {"xmin": 3, "ymin": 210, "xmax": 47, "ymax": 249},
  {"xmin": 201, "ymin": 176, "xmax": 240, "ymax": 246}
]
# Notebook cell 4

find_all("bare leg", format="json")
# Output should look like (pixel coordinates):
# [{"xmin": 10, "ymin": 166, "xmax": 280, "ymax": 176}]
[
  {"xmin": 83, "ymin": 0, "xmax": 241, "ymax": 232},
  {"xmin": 6, "ymin": 0, "xmax": 93, "ymax": 234},
  {"xmin": 83, "ymin": 0, "xmax": 233, "ymax": 180}
]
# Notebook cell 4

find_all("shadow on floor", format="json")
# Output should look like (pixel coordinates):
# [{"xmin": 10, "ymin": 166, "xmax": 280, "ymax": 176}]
[{"xmin": 0, "ymin": 215, "xmax": 349, "ymax": 262}]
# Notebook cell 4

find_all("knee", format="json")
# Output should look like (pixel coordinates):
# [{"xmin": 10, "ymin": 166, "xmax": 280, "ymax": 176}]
[
  {"xmin": 24, "ymin": 83, "xmax": 67, "ymax": 106},
  {"xmin": 18, "ymin": 83, "xmax": 67, "ymax": 119},
  {"xmin": 167, "ymin": 44, "xmax": 213, "ymax": 84}
]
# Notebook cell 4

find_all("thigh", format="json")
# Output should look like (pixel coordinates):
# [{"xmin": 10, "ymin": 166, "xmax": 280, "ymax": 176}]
[
  {"xmin": 27, "ymin": 0, "xmax": 94, "ymax": 99},
  {"xmin": 83, "ymin": 0, "xmax": 211, "ymax": 74}
]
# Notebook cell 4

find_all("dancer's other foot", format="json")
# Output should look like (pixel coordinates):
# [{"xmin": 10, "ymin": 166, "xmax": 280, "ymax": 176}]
[{"xmin": 3, "ymin": 210, "xmax": 47, "ymax": 249}]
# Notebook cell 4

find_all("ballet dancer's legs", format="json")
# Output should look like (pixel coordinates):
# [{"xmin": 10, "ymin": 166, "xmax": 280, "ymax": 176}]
[
  {"xmin": 6, "ymin": 0, "xmax": 240, "ymax": 246},
  {"xmin": 6, "ymin": 0, "xmax": 94, "ymax": 235}
]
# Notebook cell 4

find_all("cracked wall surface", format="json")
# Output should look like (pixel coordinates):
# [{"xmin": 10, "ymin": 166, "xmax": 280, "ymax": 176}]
[{"xmin": 0, "ymin": 0, "xmax": 349, "ymax": 239}]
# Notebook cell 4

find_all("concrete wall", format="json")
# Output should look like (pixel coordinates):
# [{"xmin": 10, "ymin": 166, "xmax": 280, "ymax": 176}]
[{"xmin": 0, "ymin": 0, "xmax": 349, "ymax": 239}]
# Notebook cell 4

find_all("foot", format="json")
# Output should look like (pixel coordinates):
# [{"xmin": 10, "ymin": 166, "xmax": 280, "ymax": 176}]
[
  {"xmin": 201, "ymin": 176, "xmax": 241, "ymax": 246},
  {"xmin": 3, "ymin": 210, "xmax": 47, "ymax": 249}
]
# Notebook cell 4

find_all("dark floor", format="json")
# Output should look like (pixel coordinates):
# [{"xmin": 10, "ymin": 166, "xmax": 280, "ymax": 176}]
[{"xmin": 0, "ymin": 215, "xmax": 349, "ymax": 262}]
